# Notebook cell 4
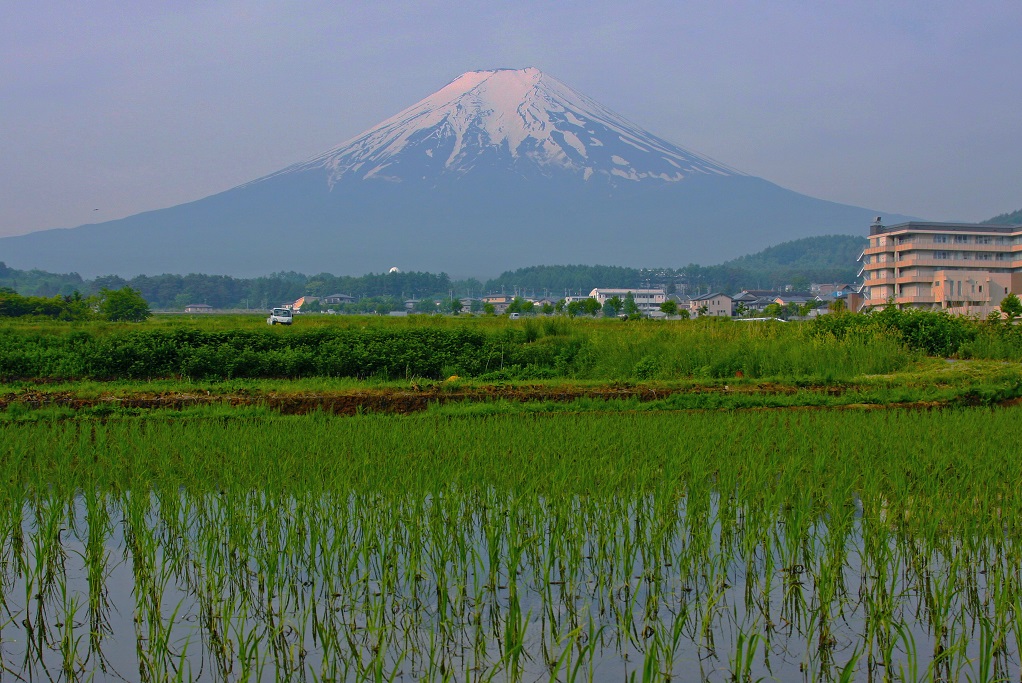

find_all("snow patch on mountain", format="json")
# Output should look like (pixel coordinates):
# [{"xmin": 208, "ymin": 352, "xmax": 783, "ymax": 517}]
[{"xmin": 267, "ymin": 67, "xmax": 744, "ymax": 187}]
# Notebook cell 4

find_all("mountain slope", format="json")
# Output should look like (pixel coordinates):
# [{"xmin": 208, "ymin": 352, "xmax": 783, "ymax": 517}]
[
  {"xmin": 0, "ymin": 68, "xmax": 913, "ymax": 278},
  {"xmin": 982, "ymin": 208, "xmax": 1022, "ymax": 225}
]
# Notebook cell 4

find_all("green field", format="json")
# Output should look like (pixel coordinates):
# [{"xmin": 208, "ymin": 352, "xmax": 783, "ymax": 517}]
[{"xmin": 2, "ymin": 313, "xmax": 1021, "ymax": 681}]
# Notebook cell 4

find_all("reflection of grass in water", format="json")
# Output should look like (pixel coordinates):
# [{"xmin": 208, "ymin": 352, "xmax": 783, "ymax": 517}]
[{"xmin": 0, "ymin": 407, "xmax": 1020, "ymax": 679}]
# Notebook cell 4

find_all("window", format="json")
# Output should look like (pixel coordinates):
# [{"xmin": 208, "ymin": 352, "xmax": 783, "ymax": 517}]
[
  {"xmin": 933, "ymin": 234, "xmax": 949, "ymax": 243},
  {"xmin": 976, "ymin": 253, "xmax": 992, "ymax": 261},
  {"xmin": 934, "ymin": 251, "xmax": 949, "ymax": 260},
  {"xmin": 977, "ymin": 236, "xmax": 992, "ymax": 245},
  {"xmin": 954, "ymin": 235, "xmax": 970, "ymax": 244}
]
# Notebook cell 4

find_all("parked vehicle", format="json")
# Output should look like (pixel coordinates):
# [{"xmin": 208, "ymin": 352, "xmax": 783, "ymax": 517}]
[{"xmin": 267, "ymin": 308, "xmax": 293, "ymax": 325}]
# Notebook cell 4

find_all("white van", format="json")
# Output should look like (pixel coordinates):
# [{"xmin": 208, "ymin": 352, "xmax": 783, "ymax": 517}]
[{"xmin": 267, "ymin": 308, "xmax": 293, "ymax": 325}]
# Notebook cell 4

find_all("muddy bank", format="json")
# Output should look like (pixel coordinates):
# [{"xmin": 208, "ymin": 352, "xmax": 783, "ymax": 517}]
[{"xmin": 0, "ymin": 382, "xmax": 839, "ymax": 415}]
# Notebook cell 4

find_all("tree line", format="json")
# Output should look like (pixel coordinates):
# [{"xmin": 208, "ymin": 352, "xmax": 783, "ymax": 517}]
[
  {"xmin": 0, "ymin": 234, "xmax": 866, "ymax": 310},
  {"xmin": 0, "ymin": 287, "xmax": 150, "ymax": 321}
]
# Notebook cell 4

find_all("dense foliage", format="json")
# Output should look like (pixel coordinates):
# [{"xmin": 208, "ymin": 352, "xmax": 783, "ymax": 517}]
[
  {"xmin": 0, "ymin": 286, "xmax": 148, "ymax": 322},
  {"xmin": 483, "ymin": 264, "xmax": 641, "ymax": 296},
  {"xmin": 0, "ymin": 264, "xmax": 457, "ymax": 310},
  {"xmin": 5, "ymin": 304, "xmax": 1022, "ymax": 382}
]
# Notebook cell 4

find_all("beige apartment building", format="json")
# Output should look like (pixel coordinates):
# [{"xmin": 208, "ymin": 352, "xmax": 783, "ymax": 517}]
[
  {"xmin": 860, "ymin": 220, "xmax": 1022, "ymax": 316},
  {"xmin": 588, "ymin": 288, "xmax": 666, "ymax": 314}
]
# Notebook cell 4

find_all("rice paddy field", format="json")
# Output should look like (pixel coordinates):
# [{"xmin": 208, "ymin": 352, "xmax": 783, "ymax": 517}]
[{"xmin": 3, "ymin": 314, "xmax": 1022, "ymax": 681}]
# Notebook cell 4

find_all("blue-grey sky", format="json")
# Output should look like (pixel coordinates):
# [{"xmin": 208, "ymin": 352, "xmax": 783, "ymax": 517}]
[{"xmin": 2, "ymin": 0, "xmax": 1020, "ymax": 238}]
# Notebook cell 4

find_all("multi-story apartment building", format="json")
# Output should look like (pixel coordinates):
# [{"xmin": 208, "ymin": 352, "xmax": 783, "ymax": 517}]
[{"xmin": 860, "ymin": 219, "xmax": 1022, "ymax": 316}]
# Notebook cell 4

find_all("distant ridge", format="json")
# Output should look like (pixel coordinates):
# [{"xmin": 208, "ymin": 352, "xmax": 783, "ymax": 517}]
[
  {"xmin": 982, "ymin": 208, "xmax": 1022, "ymax": 225},
  {"xmin": 0, "ymin": 67, "xmax": 913, "ymax": 277}
]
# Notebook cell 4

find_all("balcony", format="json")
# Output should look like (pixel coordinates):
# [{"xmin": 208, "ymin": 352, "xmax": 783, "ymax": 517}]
[
  {"xmin": 896, "ymin": 271, "xmax": 935, "ymax": 284},
  {"xmin": 895, "ymin": 295, "xmax": 937, "ymax": 305},
  {"xmin": 895, "ymin": 256, "xmax": 1020, "ymax": 269}
]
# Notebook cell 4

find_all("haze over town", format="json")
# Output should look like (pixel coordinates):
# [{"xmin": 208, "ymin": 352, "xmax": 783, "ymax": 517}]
[{"xmin": 2, "ymin": 1, "xmax": 1020, "ymax": 241}]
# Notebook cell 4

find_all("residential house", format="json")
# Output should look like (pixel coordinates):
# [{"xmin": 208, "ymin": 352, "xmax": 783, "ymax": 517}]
[
  {"xmin": 689, "ymin": 293, "xmax": 733, "ymax": 317},
  {"xmin": 323, "ymin": 293, "xmax": 355, "ymax": 305},
  {"xmin": 813, "ymin": 283, "xmax": 856, "ymax": 298},
  {"xmin": 184, "ymin": 303, "xmax": 213, "ymax": 313},
  {"xmin": 482, "ymin": 294, "xmax": 515, "ymax": 314},
  {"xmin": 290, "ymin": 296, "xmax": 320, "ymax": 311},
  {"xmin": 730, "ymin": 292, "xmax": 761, "ymax": 316}
]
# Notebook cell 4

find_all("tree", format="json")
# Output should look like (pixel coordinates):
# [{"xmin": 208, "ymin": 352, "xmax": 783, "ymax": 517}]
[
  {"xmin": 828, "ymin": 298, "xmax": 847, "ymax": 313},
  {"xmin": 1000, "ymin": 293, "xmax": 1022, "ymax": 322},
  {"xmin": 623, "ymin": 292, "xmax": 641, "ymax": 318},
  {"xmin": 582, "ymin": 298, "xmax": 602, "ymax": 317},
  {"xmin": 789, "ymin": 275, "xmax": 811, "ymax": 293},
  {"xmin": 762, "ymin": 302, "xmax": 783, "ymax": 319},
  {"xmin": 541, "ymin": 302, "xmax": 554, "ymax": 315},
  {"xmin": 448, "ymin": 298, "xmax": 463, "ymax": 315},
  {"xmin": 659, "ymin": 299, "xmax": 678, "ymax": 316},
  {"xmin": 506, "ymin": 297, "xmax": 527, "ymax": 314},
  {"xmin": 98, "ymin": 287, "xmax": 150, "ymax": 322},
  {"xmin": 697, "ymin": 304, "xmax": 709, "ymax": 317},
  {"xmin": 555, "ymin": 298, "xmax": 566, "ymax": 314},
  {"xmin": 483, "ymin": 302, "xmax": 496, "ymax": 316},
  {"xmin": 604, "ymin": 296, "xmax": 623, "ymax": 318},
  {"xmin": 735, "ymin": 302, "xmax": 749, "ymax": 318}
]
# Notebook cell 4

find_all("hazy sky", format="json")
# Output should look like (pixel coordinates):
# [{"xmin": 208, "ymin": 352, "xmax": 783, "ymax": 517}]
[{"xmin": 3, "ymin": 1, "xmax": 1021, "ymax": 238}]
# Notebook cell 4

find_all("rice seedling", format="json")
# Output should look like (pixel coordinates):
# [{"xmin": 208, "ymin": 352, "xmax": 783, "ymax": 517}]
[{"xmin": 0, "ymin": 405, "xmax": 1019, "ymax": 680}]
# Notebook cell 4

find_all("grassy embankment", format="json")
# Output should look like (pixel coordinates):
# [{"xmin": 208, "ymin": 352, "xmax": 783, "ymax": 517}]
[{"xmin": 3, "ymin": 311, "xmax": 1022, "ymax": 415}]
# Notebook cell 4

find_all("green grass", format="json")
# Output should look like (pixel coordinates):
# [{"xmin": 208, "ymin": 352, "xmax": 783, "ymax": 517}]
[{"xmin": 0, "ymin": 314, "xmax": 917, "ymax": 382}]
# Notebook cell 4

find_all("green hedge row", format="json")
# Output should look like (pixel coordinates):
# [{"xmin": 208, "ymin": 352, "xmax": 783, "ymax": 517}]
[{"xmin": 0, "ymin": 327, "xmax": 580, "ymax": 381}]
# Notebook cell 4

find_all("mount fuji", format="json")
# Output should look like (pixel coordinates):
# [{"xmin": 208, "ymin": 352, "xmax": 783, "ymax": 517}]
[{"xmin": 1, "ymin": 67, "xmax": 911, "ymax": 277}]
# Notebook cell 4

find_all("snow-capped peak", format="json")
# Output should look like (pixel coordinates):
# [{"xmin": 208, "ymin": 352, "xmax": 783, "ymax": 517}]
[{"xmin": 281, "ymin": 67, "xmax": 743, "ymax": 185}]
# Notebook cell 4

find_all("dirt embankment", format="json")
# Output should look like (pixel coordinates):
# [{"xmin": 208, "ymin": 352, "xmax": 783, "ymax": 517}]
[{"xmin": 0, "ymin": 383, "xmax": 816, "ymax": 416}]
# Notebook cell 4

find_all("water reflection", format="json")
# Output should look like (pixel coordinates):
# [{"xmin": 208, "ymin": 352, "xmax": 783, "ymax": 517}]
[{"xmin": 0, "ymin": 489, "xmax": 1016, "ymax": 681}]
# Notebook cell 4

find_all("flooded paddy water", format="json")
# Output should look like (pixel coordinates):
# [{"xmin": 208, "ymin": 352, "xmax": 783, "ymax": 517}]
[{"xmin": 1, "ymin": 407, "xmax": 1020, "ymax": 681}]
